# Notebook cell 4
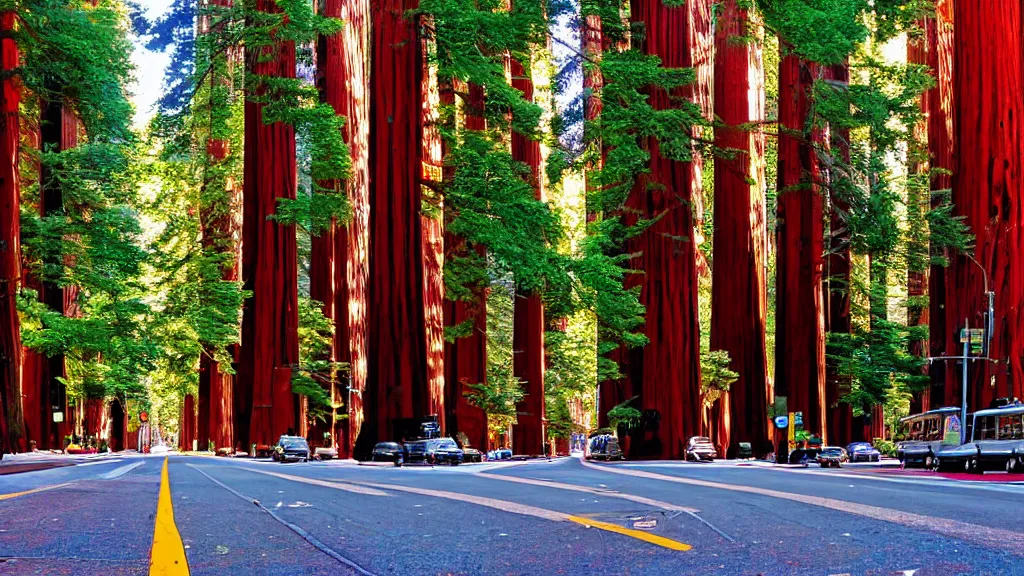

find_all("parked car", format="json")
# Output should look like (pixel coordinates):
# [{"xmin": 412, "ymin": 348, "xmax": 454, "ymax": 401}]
[
  {"xmin": 685, "ymin": 436, "xmax": 717, "ymax": 462},
  {"xmin": 425, "ymin": 438, "xmax": 464, "ymax": 465},
  {"xmin": 488, "ymin": 448, "xmax": 513, "ymax": 460},
  {"xmin": 273, "ymin": 436, "xmax": 310, "ymax": 463},
  {"xmin": 371, "ymin": 442, "xmax": 405, "ymax": 466},
  {"xmin": 788, "ymin": 448, "xmax": 822, "ymax": 466},
  {"xmin": 846, "ymin": 442, "xmax": 881, "ymax": 463},
  {"xmin": 404, "ymin": 440, "xmax": 429, "ymax": 464},
  {"xmin": 587, "ymin": 434, "xmax": 624, "ymax": 460},
  {"xmin": 314, "ymin": 446, "xmax": 338, "ymax": 460},
  {"xmin": 816, "ymin": 446, "xmax": 848, "ymax": 468},
  {"xmin": 462, "ymin": 448, "xmax": 483, "ymax": 463}
]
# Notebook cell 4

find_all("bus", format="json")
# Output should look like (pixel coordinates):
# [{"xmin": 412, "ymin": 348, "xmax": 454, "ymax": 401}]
[
  {"xmin": 936, "ymin": 404, "xmax": 1024, "ymax": 473},
  {"xmin": 895, "ymin": 407, "xmax": 962, "ymax": 468}
]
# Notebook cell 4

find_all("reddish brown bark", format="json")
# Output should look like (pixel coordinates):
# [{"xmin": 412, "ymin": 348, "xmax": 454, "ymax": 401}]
[
  {"xmin": 907, "ymin": 27, "xmax": 930, "ymax": 415},
  {"xmin": 197, "ymin": 0, "xmax": 236, "ymax": 453},
  {"xmin": 0, "ymin": 11, "xmax": 24, "ymax": 454},
  {"xmin": 824, "ymin": 62, "xmax": 853, "ymax": 446},
  {"xmin": 441, "ymin": 83, "xmax": 488, "ymax": 452},
  {"xmin": 926, "ymin": 3, "xmax": 955, "ymax": 407},
  {"xmin": 948, "ymin": 2, "xmax": 1024, "ymax": 409},
  {"xmin": 622, "ymin": 0, "xmax": 706, "ymax": 459},
  {"xmin": 311, "ymin": 0, "xmax": 371, "ymax": 456},
  {"xmin": 179, "ymin": 394, "xmax": 196, "ymax": 450},
  {"xmin": 710, "ymin": 0, "xmax": 769, "ymax": 457},
  {"xmin": 510, "ymin": 57, "xmax": 546, "ymax": 457},
  {"xmin": 775, "ymin": 51, "xmax": 826, "ymax": 439},
  {"xmin": 238, "ymin": 0, "xmax": 302, "ymax": 448},
  {"xmin": 363, "ymin": 0, "xmax": 439, "ymax": 449}
]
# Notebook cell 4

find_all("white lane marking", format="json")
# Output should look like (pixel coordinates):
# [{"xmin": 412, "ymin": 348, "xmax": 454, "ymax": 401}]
[
  {"xmin": 77, "ymin": 458, "xmax": 125, "ymax": 468},
  {"xmin": 234, "ymin": 466, "xmax": 390, "ymax": 496},
  {"xmin": 476, "ymin": 472, "xmax": 699, "ymax": 512},
  {"xmin": 99, "ymin": 461, "xmax": 144, "ymax": 480},
  {"xmin": 759, "ymin": 465, "xmax": 1024, "ymax": 494},
  {"xmin": 582, "ymin": 459, "xmax": 1024, "ymax": 555}
]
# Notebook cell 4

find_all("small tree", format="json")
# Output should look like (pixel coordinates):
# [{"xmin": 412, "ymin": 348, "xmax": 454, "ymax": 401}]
[{"xmin": 700, "ymin": 350, "xmax": 739, "ymax": 410}]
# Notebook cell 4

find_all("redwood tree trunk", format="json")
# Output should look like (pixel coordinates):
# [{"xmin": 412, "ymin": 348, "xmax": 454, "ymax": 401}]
[
  {"xmin": 510, "ymin": 59, "xmax": 546, "ymax": 457},
  {"xmin": 197, "ymin": 0, "xmax": 236, "ymax": 453},
  {"xmin": 363, "ymin": 0, "xmax": 438, "ymax": 451},
  {"xmin": 239, "ymin": 0, "xmax": 301, "ymax": 448},
  {"xmin": 625, "ymin": 0, "xmax": 707, "ymax": 459},
  {"xmin": 825, "ymin": 62, "xmax": 853, "ymax": 446},
  {"xmin": 775, "ymin": 51, "xmax": 826, "ymax": 439},
  {"xmin": 710, "ymin": 0, "xmax": 769, "ymax": 457},
  {"xmin": 949, "ymin": 1, "xmax": 1024, "ymax": 409},
  {"xmin": 907, "ymin": 27, "xmax": 930, "ymax": 415},
  {"xmin": 927, "ymin": 2, "xmax": 954, "ymax": 407},
  {"xmin": 0, "ymin": 11, "xmax": 24, "ymax": 454},
  {"xmin": 442, "ymin": 83, "xmax": 488, "ymax": 452}
]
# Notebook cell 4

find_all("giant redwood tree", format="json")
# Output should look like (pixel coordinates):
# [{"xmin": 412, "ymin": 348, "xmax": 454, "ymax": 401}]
[
  {"xmin": 238, "ymin": 0, "xmax": 302, "ymax": 447},
  {"xmin": 510, "ymin": 59, "xmax": 546, "ymax": 457},
  {"xmin": 774, "ymin": 51, "xmax": 826, "ymax": 440},
  {"xmin": 363, "ymin": 0, "xmax": 439, "ymax": 451},
  {"xmin": 948, "ymin": 1, "xmax": 1024, "ymax": 408},
  {"xmin": 313, "ymin": 0, "xmax": 370, "ymax": 458},
  {"xmin": 0, "ymin": 10, "xmax": 24, "ymax": 454},
  {"xmin": 624, "ymin": 0, "xmax": 707, "ymax": 459},
  {"xmin": 710, "ymin": 0, "xmax": 769, "ymax": 454}
]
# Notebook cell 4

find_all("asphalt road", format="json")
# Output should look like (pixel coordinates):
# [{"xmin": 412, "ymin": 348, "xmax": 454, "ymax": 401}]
[{"xmin": 2, "ymin": 454, "xmax": 1023, "ymax": 575}]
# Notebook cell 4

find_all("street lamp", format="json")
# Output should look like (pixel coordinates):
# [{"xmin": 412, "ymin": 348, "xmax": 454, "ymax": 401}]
[{"xmin": 926, "ymin": 253, "xmax": 995, "ymax": 438}]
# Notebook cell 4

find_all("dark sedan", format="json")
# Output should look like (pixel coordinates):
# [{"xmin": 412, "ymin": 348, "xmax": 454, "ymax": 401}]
[
  {"xmin": 371, "ymin": 442, "xmax": 405, "ymax": 466},
  {"xmin": 425, "ymin": 438, "xmax": 464, "ymax": 465},
  {"xmin": 273, "ymin": 436, "xmax": 310, "ymax": 463},
  {"xmin": 816, "ymin": 447, "xmax": 848, "ymax": 468},
  {"xmin": 846, "ymin": 442, "xmax": 882, "ymax": 462}
]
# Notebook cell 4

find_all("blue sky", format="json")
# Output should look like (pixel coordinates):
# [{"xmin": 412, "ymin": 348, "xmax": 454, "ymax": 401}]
[{"xmin": 130, "ymin": 0, "xmax": 173, "ymax": 130}]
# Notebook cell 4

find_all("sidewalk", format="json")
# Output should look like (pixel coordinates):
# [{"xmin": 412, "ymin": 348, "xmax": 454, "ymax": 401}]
[{"xmin": 0, "ymin": 450, "xmax": 123, "ymax": 475}]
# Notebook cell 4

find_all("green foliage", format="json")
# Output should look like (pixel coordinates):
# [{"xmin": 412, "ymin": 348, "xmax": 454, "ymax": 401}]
[
  {"xmin": 474, "ymin": 282, "xmax": 525, "ymax": 434},
  {"xmin": 606, "ymin": 396, "xmax": 641, "ymax": 431},
  {"xmin": 291, "ymin": 297, "xmax": 348, "ymax": 423},
  {"xmin": 700, "ymin": 350, "xmax": 739, "ymax": 408}
]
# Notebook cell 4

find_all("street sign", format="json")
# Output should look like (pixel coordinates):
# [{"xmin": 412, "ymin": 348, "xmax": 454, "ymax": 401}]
[
  {"xmin": 774, "ymin": 416, "xmax": 789, "ymax": 429},
  {"xmin": 794, "ymin": 412, "xmax": 804, "ymax": 427},
  {"xmin": 52, "ymin": 411, "xmax": 63, "ymax": 423},
  {"xmin": 960, "ymin": 328, "xmax": 986, "ymax": 355}
]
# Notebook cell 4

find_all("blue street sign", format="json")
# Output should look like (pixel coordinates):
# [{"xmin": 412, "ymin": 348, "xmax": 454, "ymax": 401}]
[{"xmin": 774, "ymin": 415, "xmax": 789, "ymax": 429}]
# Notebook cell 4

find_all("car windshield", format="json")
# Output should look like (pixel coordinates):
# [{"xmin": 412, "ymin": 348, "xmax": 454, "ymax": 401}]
[
  {"xmin": 438, "ymin": 441, "xmax": 457, "ymax": 449},
  {"xmin": 849, "ymin": 443, "xmax": 871, "ymax": 451},
  {"xmin": 821, "ymin": 449, "xmax": 842, "ymax": 456},
  {"xmin": 282, "ymin": 440, "xmax": 307, "ymax": 450}
]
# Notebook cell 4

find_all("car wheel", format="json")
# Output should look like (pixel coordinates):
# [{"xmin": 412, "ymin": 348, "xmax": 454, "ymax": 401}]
[
  {"xmin": 1006, "ymin": 458, "xmax": 1016, "ymax": 473},
  {"xmin": 394, "ymin": 460, "xmax": 403, "ymax": 467},
  {"xmin": 925, "ymin": 455, "xmax": 934, "ymax": 469}
]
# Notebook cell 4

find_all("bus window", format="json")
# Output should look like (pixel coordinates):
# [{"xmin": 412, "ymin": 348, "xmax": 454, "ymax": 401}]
[
  {"xmin": 976, "ymin": 416, "xmax": 997, "ymax": 441},
  {"xmin": 910, "ymin": 419, "xmax": 923, "ymax": 441},
  {"xmin": 926, "ymin": 416, "xmax": 942, "ymax": 441},
  {"xmin": 998, "ymin": 415, "xmax": 1024, "ymax": 440}
]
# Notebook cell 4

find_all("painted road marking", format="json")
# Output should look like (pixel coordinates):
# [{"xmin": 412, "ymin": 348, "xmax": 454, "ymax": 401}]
[
  {"xmin": 100, "ymin": 461, "xmax": 144, "ymax": 480},
  {"xmin": 568, "ymin": 515, "xmax": 692, "ymax": 551},
  {"xmin": 235, "ymin": 466, "xmax": 390, "ymax": 496},
  {"xmin": 338, "ymin": 477, "xmax": 693, "ymax": 551},
  {"xmin": 232, "ymin": 466, "xmax": 692, "ymax": 551},
  {"xmin": 0, "ymin": 482, "xmax": 73, "ymax": 502},
  {"xmin": 581, "ymin": 459, "xmax": 1024, "ymax": 555},
  {"xmin": 476, "ymin": 472, "xmax": 699, "ymax": 512},
  {"xmin": 149, "ymin": 457, "xmax": 189, "ymax": 576}
]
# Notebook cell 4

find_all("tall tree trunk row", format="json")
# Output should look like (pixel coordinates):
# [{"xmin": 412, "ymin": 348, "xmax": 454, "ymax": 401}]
[{"xmin": 710, "ymin": 0, "xmax": 770, "ymax": 457}]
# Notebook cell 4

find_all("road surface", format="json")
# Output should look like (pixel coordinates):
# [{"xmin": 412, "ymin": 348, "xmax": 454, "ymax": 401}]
[{"xmin": 1, "ymin": 454, "xmax": 1022, "ymax": 575}]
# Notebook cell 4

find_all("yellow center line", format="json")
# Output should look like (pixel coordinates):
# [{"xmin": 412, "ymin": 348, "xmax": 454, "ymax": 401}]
[
  {"xmin": 476, "ymin": 471, "xmax": 699, "ymax": 513},
  {"xmin": 149, "ymin": 457, "xmax": 190, "ymax": 576},
  {"xmin": 568, "ymin": 515, "xmax": 693, "ymax": 551},
  {"xmin": 0, "ymin": 482, "xmax": 73, "ymax": 502}
]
